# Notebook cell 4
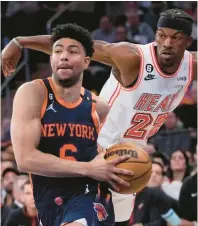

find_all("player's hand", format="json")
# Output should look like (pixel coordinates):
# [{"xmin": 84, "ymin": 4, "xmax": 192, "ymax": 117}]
[
  {"xmin": 1, "ymin": 39, "xmax": 22, "ymax": 77},
  {"xmin": 88, "ymin": 151, "xmax": 134, "ymax": 192},
  {"xmin": 177, "ymin": 219, "xmax": 196, "ymax": 226}
]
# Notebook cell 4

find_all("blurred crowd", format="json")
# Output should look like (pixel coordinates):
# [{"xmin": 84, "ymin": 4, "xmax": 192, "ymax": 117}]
[{"xmin": 1, "ymin": 1, "xmax": 197, "ymax": 226}]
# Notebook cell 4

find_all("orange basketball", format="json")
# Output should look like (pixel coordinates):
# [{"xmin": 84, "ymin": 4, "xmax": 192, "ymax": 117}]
[{"xmin": 105, "ymin": 143, "xmax": 152, "ymax": 194}]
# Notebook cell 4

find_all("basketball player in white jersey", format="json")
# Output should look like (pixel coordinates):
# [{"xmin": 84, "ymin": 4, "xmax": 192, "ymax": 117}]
[{"xmin": 1, "ymin": 8, "xmax": 197, "ymax": 226}]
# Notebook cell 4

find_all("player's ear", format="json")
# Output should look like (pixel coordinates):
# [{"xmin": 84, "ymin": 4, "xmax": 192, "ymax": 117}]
[
  {"xmin": 84, "ymin": 56, "xmax": 91, "ymax": 69},
  {"xmin": 186, "ymin": 36, "xmax": 193, "ymax": 49}
]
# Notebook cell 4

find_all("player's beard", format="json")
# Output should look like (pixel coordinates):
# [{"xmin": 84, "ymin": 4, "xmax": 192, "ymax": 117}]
[
  {"xmin": 161, "ymin": 59, "xmax": 174, "ymax": 68},
  {"xmin": 54, "ymin": 72, "xmax": 82, "ymax": 88}
]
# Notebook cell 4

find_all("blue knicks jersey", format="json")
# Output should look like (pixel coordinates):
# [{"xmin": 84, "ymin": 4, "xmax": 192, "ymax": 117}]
[{"xmin": 31, "ymin": 77, "xmax": 99, "ymax": 203}]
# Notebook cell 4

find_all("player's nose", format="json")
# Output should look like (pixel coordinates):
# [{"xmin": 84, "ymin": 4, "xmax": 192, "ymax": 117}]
[
  {"xmin": 163, "ymin": 37, "xmax": 173, "ymax": 48},
  {"xmin": 60, "ymin": 51, "xmax": 69, "ymax": 61}
]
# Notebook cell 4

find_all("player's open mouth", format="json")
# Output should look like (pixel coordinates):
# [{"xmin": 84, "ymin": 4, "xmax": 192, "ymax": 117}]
[
  {"xmin": 58, "ymin": 64, "xmax": 73, "ymax": 70},
  {"xmin": 161, "ymin": 51, "xmax": 174, "ymax": 59}
]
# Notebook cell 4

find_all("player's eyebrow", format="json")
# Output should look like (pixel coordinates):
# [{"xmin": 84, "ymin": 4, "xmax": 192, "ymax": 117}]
[
  {"xmin": 54, "ymin": 44, "xmax": 80, "ymax": 49},
  {"xmin": 54, "ymin": 44, "xmax": 64, "ymax": 48}
]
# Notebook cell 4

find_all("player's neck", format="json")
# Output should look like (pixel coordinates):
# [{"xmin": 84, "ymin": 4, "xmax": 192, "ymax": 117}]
[
  {"xmin": 52, "ymin": 77, "xmax": 83, "ymax": 103},
  {"xmin": 172, "ymin": 170, "xmax": 185, "ymax": 182}
]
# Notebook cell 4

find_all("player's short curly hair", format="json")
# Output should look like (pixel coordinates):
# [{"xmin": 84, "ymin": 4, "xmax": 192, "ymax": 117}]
[{"xmin": 50, "ymin": 23, "xmax": 94, "ymax": 57}]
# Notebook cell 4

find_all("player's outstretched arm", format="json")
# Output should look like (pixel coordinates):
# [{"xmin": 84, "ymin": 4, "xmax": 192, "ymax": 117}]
[
  {"xmin": 1, "ymin": 35, "xmax": 52, "ymax": 77},
  {"xmin": 2, "ymin": 36, "xmax": 140, "ymax": 80},
  {"xmin": 93, "ymin": 40, "xmax": 140, "ymax": 68}
]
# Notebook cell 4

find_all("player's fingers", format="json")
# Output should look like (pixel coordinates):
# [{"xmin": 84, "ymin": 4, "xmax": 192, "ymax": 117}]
[
  {"xmin": 108, "ymin": 180, "xmax": 120, "ymax": 192},
  {"xmin": 113, "ymin": 167, "xmax": 134, "ymax": 176},
  {"xmin": 7, "ymin": 61, "xmax": 15, "ymax": 73},
  {"xmin": 3, "ymin": 65, "xmax": 9, "ymax": 76},
  {"xmin": 110, "ymin": 155, "xmax": 131, "ymax": 165},
  {"xmin": 111, "ymin": 174, "xmax": 130, "ymax": 188}
]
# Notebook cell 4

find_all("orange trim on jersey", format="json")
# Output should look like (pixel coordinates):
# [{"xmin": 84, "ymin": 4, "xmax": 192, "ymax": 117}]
[
  {"xmin": 108, "ymin": 82, "xmax": 119, "ymax": 104},
  {"xmin": 91, "ymin": 93, "xmax": 100, "ymax": 134},
  {"xmin": 108, "ymin": 83, "xmax": 121, "ymax": 106},
  {"xmin": 150, "ymin": 42, "xmax": 183, "ymax": 78},
  {"xmin": 184, "ymin": 52, "xmax": 194, "ymax": 94},
  {"xmin": 48, "ymin": 77, "xmax": 84, "ymax": 108},
  {"xmin": 36, "ymin": 79, "xmax": 48, "ymax": 119},
  {"xmin": 121, "ymin": 44, "xmax": 144, "ymax": 91}
]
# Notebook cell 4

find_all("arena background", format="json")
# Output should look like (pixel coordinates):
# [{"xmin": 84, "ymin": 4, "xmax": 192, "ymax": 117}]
[{"xmin": 1, "ymin": 1, "xmax": 197, "ymax": 226}]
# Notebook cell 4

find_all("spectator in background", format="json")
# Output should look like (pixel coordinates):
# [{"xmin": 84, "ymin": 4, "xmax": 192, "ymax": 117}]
[
  {"xmin": 150, "ymin": 112, "xmax": 191, "ymax": 157},
  {"xmin": 144, "ymin": 143, "xmax": 157, "ymax": 155},
  {"xmin": 1, "ymin": 202, "xmax": 13, "ymax": 226},
  {"xmin": 175, "ymin": 81, "xmax": 197, "ymax": 129},
  {"xmin": 178, "ymin": 173, "xmax": 197, "ymax": 225},
  {"xmin": 144, "ymin": 2, "xmax": 167, "ymax": 32},
  {"xmin": 92, "ymin": 15, "xmax": 115, "ymax": 42},
  {"xmin": 191, "ymin": 144, "xmax": 197, "ymax": 176},
  {"xmin": 151, "ymin": 152, "xmax": 169, "ymax": 173},
  {"xmin": 162, "ymin": 150, "xmax": 191, "ymax": 200},
  {"xmin": 147, "ymin": 162, "xmax": 164, "ymax": 188},
  {"xmin": 5, "ymin": 180, "xmax": 39, "ymax": 226},
  {"xmin": 114, "ymin": 25, "xmax": 131, "ymax": 43},
  {"xmin": 12, "ymin": 174, "xmax": 29, "ymax": 209},
  {"xmin": 130, "ymin": 184, "xmax": 178, "ymax": 226},
  {"xmin": 1, "ymin": 145, "xmax": 15, "ymax": 163},
  {"xmin": 125, "ymin": 8, "xmax": 154, "ymax": 44},
  {"xmin": 1, "ymin": 118, "xmax": 11, "ymax": 148},
  {"xmin": 1, "ymin": 161, "xmax": 16, "ymax": 176},
  {"xmin": 2, "ymin": 168, "xmax": 20, "ymax": 207}
]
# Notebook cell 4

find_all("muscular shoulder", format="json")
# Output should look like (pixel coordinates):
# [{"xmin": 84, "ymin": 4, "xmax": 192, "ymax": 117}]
[
  {"xmin": 95, "ymin": 96, "xmax": 109, "ymax": 124},
  {"xmin": 108, "ymin": 42, "xmax": 140, "ymax": 60},
  {"xmin": 13, "ymin": 80, "xmax": 46, "ymax": 117}
]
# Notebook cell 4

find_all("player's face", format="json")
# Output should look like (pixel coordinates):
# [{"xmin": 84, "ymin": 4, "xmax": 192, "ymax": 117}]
[
  {"xmin": 155, "ymin": 28, "xmax": 192, "ymax": 67},
  {"xmin": 2, "ymin": 172, "xmax": 17, "ymax": 193},
  {"xmin": 147, "ymin": 163, "xmax": 163, "ymax": 187},
  {"xmin": 50, "ymin": 38, "xmax": 90, "ymax": 87},
  {"xmin": 170, "ymin": 151, "xmax": 187, "ymax": 171},
  {"xmin": 23, "ymin": 184, "xmax": 36, "ymax": 209}
]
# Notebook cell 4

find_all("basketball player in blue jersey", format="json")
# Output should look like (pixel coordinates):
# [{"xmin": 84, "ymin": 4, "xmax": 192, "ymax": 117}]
[{"xmin": 9, "ymin": 24, "xmax": 134, "ymax": 226}]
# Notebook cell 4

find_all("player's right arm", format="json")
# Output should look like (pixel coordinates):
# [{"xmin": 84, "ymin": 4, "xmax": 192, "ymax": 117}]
[
  {"xmin": 11, "ymin": 82, "xmax": 133, "ymax": 190},
  {"xmin": 2, "ymin": 37, "xmax": 140, "ymax": 86}
]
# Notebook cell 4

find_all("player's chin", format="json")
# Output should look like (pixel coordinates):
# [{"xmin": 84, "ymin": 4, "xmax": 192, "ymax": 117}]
[
  {"xmin": 57, "ymin": 70, "xmax": 73, "ymax": 79},
  {"xmin": 161, "ymin": 58, "xmax": 174, "ymax": 67}
]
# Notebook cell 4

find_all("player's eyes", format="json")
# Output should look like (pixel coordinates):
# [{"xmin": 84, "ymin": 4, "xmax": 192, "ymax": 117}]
[
  {"xmin": 159, "ymin": 34, "xmax": 166, "ymax": 39},
  {"xmin": 174, "ymin": 36, "xmax": 181, "ymax": 41},
  {"xmin": 55, "ymin": 50, "xmax": 62, "ymax": 54},
  {"xmin": 70, "ymin": 50, "xmax": 78, "ymax": 54}
]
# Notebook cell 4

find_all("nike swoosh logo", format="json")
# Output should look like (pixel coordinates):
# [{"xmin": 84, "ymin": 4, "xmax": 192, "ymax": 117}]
[{"xmin": 144, "ymin": 77, "xmax": 156, "ymax": 81}]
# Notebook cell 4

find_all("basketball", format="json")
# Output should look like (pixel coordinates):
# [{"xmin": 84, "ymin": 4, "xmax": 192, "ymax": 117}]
[{"xmin": 105, "ymin": 143, "xmax": 152, "ymax": 194}]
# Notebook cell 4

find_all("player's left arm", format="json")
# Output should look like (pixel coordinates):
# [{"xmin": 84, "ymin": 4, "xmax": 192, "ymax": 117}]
[
  {"xmin": 95, "ymin": 96, "xmax": 110, "ymax": 153},
  {"xmin": 95, "ymin": 96, "xmax": 110, "ymax": 125}
]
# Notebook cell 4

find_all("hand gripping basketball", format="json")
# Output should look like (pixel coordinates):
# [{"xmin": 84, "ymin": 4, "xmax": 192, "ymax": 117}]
[{"xmin": 88, "ymin": 151, "xmax": 134, "ymax": 192}]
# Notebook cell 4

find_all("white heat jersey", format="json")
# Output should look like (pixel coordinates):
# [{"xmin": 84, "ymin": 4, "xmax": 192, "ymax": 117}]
[{"xmin": 98, "ymin": 42, "xmax": 193, "ymax": 149}]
